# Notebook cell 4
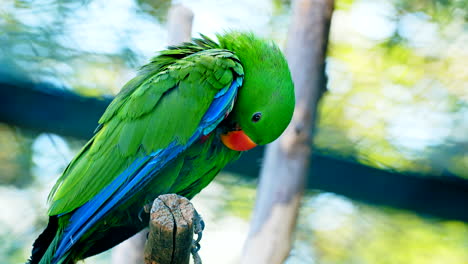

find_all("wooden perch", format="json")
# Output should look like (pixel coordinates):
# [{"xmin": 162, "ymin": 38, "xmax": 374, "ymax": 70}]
[{"xmin": 144, "ymin": 194, "xmax": 199, "ymax": 264}]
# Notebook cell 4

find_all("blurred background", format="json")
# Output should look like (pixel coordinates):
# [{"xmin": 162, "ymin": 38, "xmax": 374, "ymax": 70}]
[{"xmin": 0, "ymin": 0, "xmax": 467, "ymax": 263}]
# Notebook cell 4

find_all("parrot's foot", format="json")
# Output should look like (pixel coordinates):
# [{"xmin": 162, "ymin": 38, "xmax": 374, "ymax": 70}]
[
  {"xmin": 191, "ymin": 211, "xmax": 205, "ymax": 264},
  {"xmin": 138, "ymin": 203, "xmax": 153, "ymax": 222}
]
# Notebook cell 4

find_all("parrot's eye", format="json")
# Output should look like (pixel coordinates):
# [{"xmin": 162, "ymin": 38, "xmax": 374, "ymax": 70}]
[{"xmin": 251, "ymin": 112, "xmax": 262, "ymax": 123}]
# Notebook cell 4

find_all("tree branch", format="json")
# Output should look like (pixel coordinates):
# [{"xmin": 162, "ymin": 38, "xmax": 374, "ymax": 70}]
[{"xmin": 241, "ymin": 0, "xmax": 334, "ymax": 262}]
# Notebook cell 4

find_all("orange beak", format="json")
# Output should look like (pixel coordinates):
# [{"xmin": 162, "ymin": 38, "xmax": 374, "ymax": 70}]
[{"xmin": 220, "ymin": 130, "xmax": 257, "ymax": 151}]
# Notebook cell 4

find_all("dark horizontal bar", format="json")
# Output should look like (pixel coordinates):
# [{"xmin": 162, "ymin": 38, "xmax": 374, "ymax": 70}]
[{"xmin": 2, "ymin": 78, "xmax": 468, "ymax": 222}]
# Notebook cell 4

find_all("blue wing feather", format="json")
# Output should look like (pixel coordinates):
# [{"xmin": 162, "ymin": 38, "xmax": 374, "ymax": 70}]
[{"xmin": 53, "ymin": 78, "xmax": 241, "ymax": 262}]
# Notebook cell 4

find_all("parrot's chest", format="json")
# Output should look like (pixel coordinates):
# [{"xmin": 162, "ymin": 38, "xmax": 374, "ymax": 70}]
[{"xmin": 142, "ymin": 133, "xmax": 240, "ymax": 203}]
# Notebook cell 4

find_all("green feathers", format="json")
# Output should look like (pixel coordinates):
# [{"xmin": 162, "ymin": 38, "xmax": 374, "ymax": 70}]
[
  {"xmin": 47, "ymin": 39, "xmax": 244, "ymax": 216},
  {"xmin": 47, "ymin": 31, "xmax": 294, "ymax": 215}
]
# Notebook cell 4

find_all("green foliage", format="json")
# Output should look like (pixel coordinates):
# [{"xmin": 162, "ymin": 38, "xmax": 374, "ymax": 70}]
[
  {"xmin": 0, "ymin": 125, "xmax": 34, "ymax": 186},
  {"xmin": 294, "ymin": 193, "xmax": 468, "ymax": 264},
  {"xmin": 216, "ymin": 173, "xmax": 257, "ymax": 220},
  {"xmin": 315, "ymin": 0, "xmax": 468, "ymax": 177}
]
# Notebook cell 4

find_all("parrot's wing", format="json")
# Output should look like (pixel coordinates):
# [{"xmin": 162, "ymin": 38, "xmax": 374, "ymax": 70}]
[{"xmin": 47, "ymin": 49, "xmax": 243, "ymax": 260}]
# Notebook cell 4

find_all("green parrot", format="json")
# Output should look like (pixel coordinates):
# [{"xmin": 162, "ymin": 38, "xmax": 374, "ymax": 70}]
[{"xmin": 28, "ymin": 31, "xmax": 295, "ymax": 264}]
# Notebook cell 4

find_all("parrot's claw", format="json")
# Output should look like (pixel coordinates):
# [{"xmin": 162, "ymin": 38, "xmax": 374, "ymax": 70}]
[
  {"xmin": 138, "ymin": 203, "xmax": 153, "ymax": 223},
  {"xmin": 193, "ymin": 212, "xmax": 205, "ymax": 238},
  {"xmin": 191, "ymin": 211, "xmax": 204, "ymax": 264}
]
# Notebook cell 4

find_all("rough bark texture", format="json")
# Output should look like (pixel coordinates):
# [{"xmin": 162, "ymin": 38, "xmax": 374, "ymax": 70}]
[
  {"xmin": 241, "ymin": 0, "xmax": 334, "ymax": 263},
  {"xmin": 144, "ymin": 194, "xmax": 196, "ymax": 264}
]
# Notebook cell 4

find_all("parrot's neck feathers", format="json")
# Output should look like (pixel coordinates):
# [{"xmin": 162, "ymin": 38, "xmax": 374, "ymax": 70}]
[{"xmin": 140, "ymin": 34, "xmax": 220, "ymax": 76}]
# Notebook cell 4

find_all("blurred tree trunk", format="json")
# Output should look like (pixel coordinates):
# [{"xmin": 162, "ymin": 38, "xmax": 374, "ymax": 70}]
[
  {"xmin": 241, "ymin": 0, "xmax": 334, "ymax": 263},
  {"xmin": 111, "ymin": 5, "xmax": 194, "ymax": 264},
  {"xmin": 167, "ymin": 5, "xmax": 194, "ymax": 45}
]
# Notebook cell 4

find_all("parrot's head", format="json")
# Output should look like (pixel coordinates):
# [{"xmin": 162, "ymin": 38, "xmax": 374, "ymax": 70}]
[{"xmin": 218, "ymin": 32, "xmax": 295, "ymax": 151}]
